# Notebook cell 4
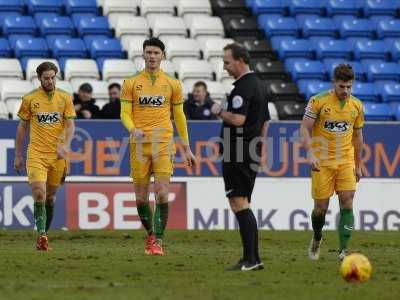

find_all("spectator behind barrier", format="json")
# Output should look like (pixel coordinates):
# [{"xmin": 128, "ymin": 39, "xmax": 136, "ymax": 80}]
[
  {"xmin": 184, "ymin": 81, "xmax": 217, "ymax": 120},
  {"xmin": 100, "ymin": 83, "xmax": 121, "ymax": 119},
  {"xmin": 73, "ymin": 83, "xmax": 100, "ymax": 119}
]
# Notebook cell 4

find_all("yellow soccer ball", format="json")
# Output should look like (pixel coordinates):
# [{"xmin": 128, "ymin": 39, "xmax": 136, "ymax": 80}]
[{"xmin": 340, "ymin": 253, "xmax": 372, "ymax": 283}]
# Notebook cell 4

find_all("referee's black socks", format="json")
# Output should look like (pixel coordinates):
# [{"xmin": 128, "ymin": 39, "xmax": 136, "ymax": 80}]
[{"xmin": 235, "ymin": 208, "xmax": 258, "ymax": 263}]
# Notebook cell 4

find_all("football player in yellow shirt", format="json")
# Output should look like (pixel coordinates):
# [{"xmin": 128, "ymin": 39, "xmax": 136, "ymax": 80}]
[
  {"xmin": 14, "ymin": 62, "xmax": 76, "ymax": 251},
  {"xmin": 120, "ymin": 38, "xmax": 195, "ymax": 256},
  {"xmin": 300, "ymin": 64, "xmax": 364, "ymax": 261}
]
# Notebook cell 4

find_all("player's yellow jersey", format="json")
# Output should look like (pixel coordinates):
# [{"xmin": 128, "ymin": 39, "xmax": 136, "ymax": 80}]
[
  {"xmin": 305, "ymin": 89, "xmax": 364, "ymax": 166},
  {"xmin": 17, "ymin": 87, "xmax": 76, "ymax": 157},
  {"xmin": 120, "ymin": 69, "xmax": 184, "ymax": 143}
]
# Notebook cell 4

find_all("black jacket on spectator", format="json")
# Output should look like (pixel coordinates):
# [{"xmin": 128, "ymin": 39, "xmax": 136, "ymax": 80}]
[
  {"xmin": 100, "ymin": 99, "xmax": 121, "ymax": 119},
  {"xmin": 184, "ymin": 94, "xmax": 217, "ymax": 120},
  {"xmin": 73, "ymin": 94, "xmax": 100, "ymax": 119}
]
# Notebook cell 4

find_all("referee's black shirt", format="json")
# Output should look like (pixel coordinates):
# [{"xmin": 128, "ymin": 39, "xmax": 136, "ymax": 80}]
[{"xmin": 220, "ymin": 72, "xmax": 270, "ymax": 163}]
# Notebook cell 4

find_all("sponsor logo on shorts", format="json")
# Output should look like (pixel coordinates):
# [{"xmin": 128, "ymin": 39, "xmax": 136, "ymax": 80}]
[
  {"xmin": 138, "ymin": 96, "xmax": 166, "ymax": 107},
  {"xmin": 324, "ymin": 121, "xmax": 349, "ymax": 132},
  {"xmin": 36, "ymin": 112, "xmax": 61, "ymax": 124},
  {"xmin": 344, "ymin": 225, "xmax": 353, "ymax": 231}
]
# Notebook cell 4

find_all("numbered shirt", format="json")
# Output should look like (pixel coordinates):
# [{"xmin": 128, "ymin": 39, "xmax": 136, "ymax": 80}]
[
  {"xmin": 120, "ymin": 69, "xmax": 183, "ymax": 143},
  {"xmin": 17, "ymin": 87, "xmax": 76, "ymax": 156},
  {"xmin": 305, "ymin": 89, "xmax": 364, "ymax": 166}
]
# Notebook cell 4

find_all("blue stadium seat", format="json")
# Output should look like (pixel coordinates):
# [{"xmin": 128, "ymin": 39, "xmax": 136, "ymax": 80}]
[
  {"xmin": 64, "ymin": 0, "xmax": 99, "ymax": 15},
  {"xmin": 0, "ymin": 12, "xmax": 21, "ymax": 25},
  {"xmin": 252, "ymin": 0, "xmax": 287, "ymax": 15},
  {"xmin": 36, "ymin": 16, "xmax": 74, "ymax": 36},
  {"xmin": 288, "ymin": 0, "xmax": 323, "ymax": 16},
  {"xmin": 74, "ymin": 15, "xmax": 110, "ymax": 36},
  {"xmin": 8, "ymin": 34, "xmax": 35, "ymax": 48},
  {"xmin": 83, "ymin": 36, "xmax": 123, "ymax": 59},
  {"xmin": 388, "ymin": 40, "xmax": 400, "ymax": 61},
  {"xmin": 307, "ymin": 35, "xmax": 334, "ymax": 44},
  {"xmin": 14, "ymin": 37, "xmax": 49, "ymax": 58},
  {"xmin": 331, "ymin": 14, "xmax": 357, "ymax": 27},
  {"xmin": 0, "ymin": 0, "xmax": 24, "ymax": 13},
  {"xmin": 363, "ymin": 61, "xmax": 400, "ymax": 82},
  {"xmin": 369, "ymin": 15, "xmax": 394, "ymax": 27},
  {"xmin": 339, "ymin": 19, "xmax": 374, "ymax": 38},
  {"xmin": 345, "ymin": 37, "xmax": 369, "ymax": 48},
  {"xmin": 0, "ymin": 38, "xmax": 12, "ymax": 57},
  {"xmin": 295, "ymin": 14, "xmax": 319, "ymax": 26},
  {"xmin": 288, "ymin": 60, "xmax": 326, "ymax": 81},
  {"xmin": 260, "ymin": 15, "xmax": 299, "ymax": 37},
  {"xmin": 376, "ymin": 19, "xmax": 400, "ymax": 39},
  {"xmin": 26, "ymin": 0, "xmax": 63, "ymax": 14},
  {"xmin": 276, "ymin": 38, "xmax": 313, "ymax": 60},
  {"xmin": 48, "ymin": 36, "xmax": 87, "ymax": 58},
  {"xmin": 314, "ymin": 39, "xmax": 351, "ymax": 60},
  {"xmin": 302, "ymin": 17, "xmax": 337, "ymax": 38},
  {"xmin": 323, "ymin": 59, "xmax": 365, "ymax": 81},
  {"xmin": 363, "ymin": 102, "xmax": 392, "ymax": 121},
  {"xmin": 284, "ymin": 57, "xmax": 308, "ymax": 72},
  {"xmin": 34, "ymin": 12, "xmax": 60, "ymax": 23},
  {"xmin": 2, "ymin": 16, "xmax": 37, "ymax": 35},
  {"xmin": 353, "ymin": 40, "xmax": 388, "ymax": 61},
  {"xmin": 297, "ymin": 79, "xmax": 321, "ymax": 95},
  {"xmin": 352, "ymin": 82, "xmax": 379, "ymax": 102},
  {"xmin": 326, "ymin": 0, "xmax": 359, "ymax": 16},
  {"xmin": 362, "ymin": 0, "xmax": 398, "ymax": 17},
  {"xmin": 378, "ymin": 82, "xmax": 400, "ymax": 103},
  {"xmin": 390, "ymin": 103, "xmax": 400, "ymax": 120},
  {"xmin": 305, "ymin": 81, "xmax": 331, "ymax": 100}
]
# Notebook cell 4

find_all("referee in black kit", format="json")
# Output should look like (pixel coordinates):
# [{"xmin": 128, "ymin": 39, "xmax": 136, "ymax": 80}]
[{"xmin": 211, "ymin": 43, "xmax": 270, "ymax": 271}]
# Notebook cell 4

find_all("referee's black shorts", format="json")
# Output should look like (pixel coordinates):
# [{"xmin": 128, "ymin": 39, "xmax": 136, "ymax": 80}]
[{"xmin": 222, "ymin": 161, "xmax": 258, "ymax": 202}]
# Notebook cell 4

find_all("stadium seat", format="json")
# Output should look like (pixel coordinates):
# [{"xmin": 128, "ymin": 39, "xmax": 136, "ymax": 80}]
[
  {"xmin": 323, "ymin": 59, "xmax": 365, "ymax": 81},
  {"xmin": 64, "ymin": 59, "xmax": 100, "ymax": 81},
  {"xmin": 0, "ymin": 101, "xmax": 10, "ymax": 119},
  {"xmin": 353, "ymin": 40, "xmax": 388, "ymax": 61},
  {"xmin": 314, "ymin": 39, "xmax": 351, "ymax": 60},
  {"xmin": 126, "ymin": 36, "xmax": 147, "ymax": 59},
  {"xmin": 302, "ymin": 17, "xmax": 337, "ymax": 38},
  {"xmin": 200, "ymin": 38, "xmax": 234, "ymax": 63},
  {"xmin": 177, "ymin": 0, "xmax": 212, "ymax": 17},
  {"xmin": 140, "ymin": 0, "xmax": 174, "ymax": 17},
  {"xmin": 175, "ymin": 59, "xmax": 213, "ymax": 83},
  {"xmin": 363, "ymin": 102, "xmax": 392, "ymax": 121},
  {"xmin": 26, "ymin": 0, "xmax": 63, "ymax": 14},
  {"xmin": 259, "ymin": 15, "xmax": 299, "ymax": 37},
  {"xmin": 0, "ymin": 79, "xmax": 34, "ymax": 119},
  {"xmin": 210, "ymin": 59, "xmax": 230, "ymax": 81},
  {"xmin": 369, "ymin": 15, "xmax": 394, "ymax": 27},
  {"xmin": 251, "ymin": 0, "xmax": 287, "ymax": 15},
  {"xmin": 266, "ymin": 80, "xmax": 304, "ymax": 102},
  {"xmin": 14, "ymin": 37, "xmax": 49, "ymax": 58},
  {"xmin": 49, "ymin": 36, "xmax": 87, "ymax": 59},
  {"xmin": 295, "ymin": 14, "xmax": 319, "ymax": 26},
  {"xmin": 326, "ymin": 0, "xmax": 359, "ymax": 16},
  {"xmin": 165, "ymin": 38, "xmax": 200, "ymax": 64},
  {"xmin": 2, "ymin": 16, "xmax": 37, "ymax": 35},
  {"xmin": 102, "ymin": 0, "xmax": 138, "ymax": 16},
  {"xmin": 0, "ymin": 59, "xmax": 23, "ymax": 79},
  {"xmin": 363, "ymin": 61, "xmax": 400, "ymax": 82},
  {"xmin": 287, "ymin": 0, "xmax": 323, "ymax": 16},
  {"xmin": 74, "ymin": 16, "xmax": 110, "ymax": 36},
  {"xmin": 114, "ymin": 16, "xmax": 149, "ymax": 38},
  {"xmin": 297, "ymin": 79, "xmax": 320, "ymax": 95},
  {"xmin": 376, "ymin": 20, "xmax": 400, "ymax": 39},
  {"xmin": 187, "ymin": 16, "xmax": 224, "ymax": 40},
  {"xmin": 211, "ymin": 0, "xmax": 250, "ymax": 16},
  {"xmin": 288, "ymin": 60, "xmax": 326, "ymax": 81},
  {"xmin": 390, "ymin": 102, "xmax": 400, "ymax": 120},
  {"xmin": 25, "ymin": 58, "xmax": 61, "ymax": 81},
  {"xmin": 36, "ymin": 16, "xmax": 74, "ymax": 36},
  {"xmin": 224, "ymin": 16, "xmax": 263, "ymax": 39},
  {"xmin": 378, "ymin": 82, "xmax": 400, "ymax": 103},
  {"xmin": 331, "ymin": 14, "xmax": 357, "ymax": 27},
  {"xmin": 64, "ymin": 0, "xmax": 99, "ymax": 15},
  {"xmin": 305, "ymin": 81, "xmax": 331, "ymax": 100},
  {"xmin": 339, "ymin": 19, "xmax": 374, "ymax": 38},
  {"xmin": 252, "ymin": 58, "xmax": 289, "ymax": 80},
  {"xmin": 389, "ymin": 40, "xmax": 400, "ymax": 61},
  {"xmin": 352, "ymin": 82, "xmax": 379, "ymax": 102},
  {"xmin": 362, "ymin": 0, "xmax": 398, "ymax": 17},
  {"xmin": 102, "ymin": 59, "xmax": 136, "ymax": 82},
  {"xmin": 274, "ymin": 101, "xmax": 307, "ymax": 120},
  {"xmin": 0, "ymin": 0, "xmax": 24, "ymax": 13},
  {"xmin": 152, "ymin": 16, "xmax": 187, "ymax": 39},
  {"xmin": 0, "ymin": 39, "xmax": 12, "ymax": 57},
  {"xmin": 276, "ymin": 38, "xmax": 313, "ymax": 60},
  {"xmin": 239, "ymin": 37, "xmax": 275, "ymax": 59},
  {"xmin": 84, "ymin": 36, "xmax": 123, "ymax": 59}
]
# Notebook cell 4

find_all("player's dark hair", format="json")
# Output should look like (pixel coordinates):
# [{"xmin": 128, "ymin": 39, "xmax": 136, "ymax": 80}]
[
  {"xmin": 193, "ymin": 81, "xmax": 207, "ymax": 90},
  {"xmin": 108, "ymin": 83, "xmax": 121, "ymax": 90},
  {"xmin": 333, "ymin": 64, "xmax": 355, "ymax": 82},
  {"xmin": 223, "ymin": 43, "xmax": 250, "ymax": 65},
  {"xmin": 143, "ymin": 37, "xmax": 165, "ymax": 52},
  {"xmin": 36, "ymin": 61, "xmax": 58, "ymax": 77}
]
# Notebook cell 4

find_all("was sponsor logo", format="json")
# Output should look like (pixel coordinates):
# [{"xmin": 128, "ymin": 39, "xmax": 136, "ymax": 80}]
[
  {"xmin": 36, "ymin": 112, "xmax": 61, "ymax": 124},
  {"xmin": 324, "ymin": 121, "xmax": 349, "ymax": 132},
  {"xmin": 138, "ymin": 96, "xmax": 165, "ymax": 107}
]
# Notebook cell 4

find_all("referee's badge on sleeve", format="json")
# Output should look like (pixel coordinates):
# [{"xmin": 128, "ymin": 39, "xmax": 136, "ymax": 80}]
[{"xmin": 232, "ymin": 95, "xmax": 243, "ymax": 109}]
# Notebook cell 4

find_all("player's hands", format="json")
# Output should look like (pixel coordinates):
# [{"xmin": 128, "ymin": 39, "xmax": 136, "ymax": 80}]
[
  {"xmin": 355, "ymin": 166, "xmax": 362, "ymax": 182},
  {"xmin": 14, "ymin": 155, "xmax": 24, "ymax": 174},
  {"xmin": 211, "ymin": 103, "xmax": 222, "ymax": 116},
  {"xmin": 81, "ymin": 110, "xmax": 92, "ymax": 119},
  {"xmin": 57, "ymin": 144, "xmax": 70, "ymax": 159},
  {"xmin": 308, "ymin": 152, "xmax": 320, "ymax": 172},
  {"xmin": 182, "ymin": 146, "xmax": 196, "ymax": 167},
  {"xmin": 130, "ymin": 129, "xmax": 145, "ymax": 140}
]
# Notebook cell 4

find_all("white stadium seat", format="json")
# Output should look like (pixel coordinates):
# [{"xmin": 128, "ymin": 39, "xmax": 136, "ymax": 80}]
[
  {"xmin": 108, "ymin": 13, "xmax": 136, "ymax": 28},
  {"xmin": 203, "ymin": 80, "xmax": 226, "ymax": 102},
  {"xmin": 0, "ymin": 80, "xmax": 34, "ymax": 119},
  {"xmin": 0, "ymin": 59, "xmax": 23, "ymax": 80},
  {"xmin": 222, "ymin": 78, "xmax": 234, "ymax": 94},
  {"xmin": 140, "ymin": 0, "xmax": 174, "ymax": 17},
  {"xmin": 102, "ymin": 0, "xmax": 138, "ymax": 16},
  {"xmin": 165, "ymin": 38, "xmax": 200, "ymax": 64},
  {"xmin": 201, "ymin": 38, "xmax": 234, "ymax": 64},
  {"xmin": 210, "ymin": 60, "xmax": 230, "ymax": 82},
  {"xmin": 26, "ymin": 59, "xmax": 61, "ymax": 82},
  {"xmin": 152, "ymin": 16, "xmax": 187, "ymax": 39},
  {"xmin": 174, "ymin": 59, "xmax": 213, "ymax": 83},
  {"xmin": 114, "ymin": 16, "xmax": 149, "ymax": 38},
  {"xmin": 127, "ymin": 36, "xmax": 147, "ymax": 59},
  {"xmin": 102, "ymin": 59, "xmax": 137, "ymax": 82},
  {"xmin": 0, "ymin": 101, "xmax": 9, "ymax": 119},
  {"xmin": 268, "ymin": 102, "xmax": 279, "ymax": 121},
  {"xmin": 187, "ymin": 16, "xmax": 224, "ymax": 40},
  {"xmin": 177, "ymin": 0, "xmax": 212, "ymax": 16},
  {"xmin": 64, "ymin": 59, "xmax": 99, "ymax": 82}
]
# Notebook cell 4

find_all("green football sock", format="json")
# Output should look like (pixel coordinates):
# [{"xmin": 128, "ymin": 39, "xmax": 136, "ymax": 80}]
[
  {"xmin": 154, "ymin": 203, "xmax": 169, "ymax": 240},
  {"xmin": 338, "ymin": 208, "xmax": 354, "ymax": 251},
  {"xmin": 34, "ymin": 202, "xmax": 46, "ymax": 235},
  {"xmin": 137, "ymin": 203, "xmax": 153, "ymax": 235},
  {"xmin": 45, "ymin": 202, "xmax": 54, "ymax": 232},
  {"xmin": 311, "ymin": 209, "xmax": 325, "ymax": 241}
]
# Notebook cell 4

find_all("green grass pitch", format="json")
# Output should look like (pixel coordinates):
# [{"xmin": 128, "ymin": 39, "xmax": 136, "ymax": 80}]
[{"xmin": 0, "ymin": 230, "xmax": 399, "ymax": 300}]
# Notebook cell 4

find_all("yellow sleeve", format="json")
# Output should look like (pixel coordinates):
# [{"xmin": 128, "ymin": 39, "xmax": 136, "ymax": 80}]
[
  {"xmin": 173, "ymin": 103, "xmax": 189, "ymax": 145},
  {"xmin": 120, "ymin": 79, "xmax": 135, "ymax": 131},
  {"xmin": 17, "ymin": 96, "xmax": 31, "ymax": 121},
  {"xmin": 171, "ymin": 79, "xmax": 184, "ymax": 105},
  {"xmin": 64, "ymin": 95, "xmax": 76, "ymax": 119},
  {"xmin": 354, "ymin": 102, "xmax": 365, "ymax": 129},
  {"xmin": 304, "ymin": 97, "xmax": 320, "ymax": 119}
]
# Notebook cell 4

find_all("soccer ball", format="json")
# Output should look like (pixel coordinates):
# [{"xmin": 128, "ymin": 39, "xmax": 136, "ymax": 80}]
[{"xmin": 340, "ymin": 253, "xmax": 372, "ymax": 283}]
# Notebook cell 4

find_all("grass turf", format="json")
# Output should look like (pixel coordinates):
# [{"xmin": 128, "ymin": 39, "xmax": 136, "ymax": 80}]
[{"xmin": 0, "ymin": 230, "xmax": 399, "ymax": 300}]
